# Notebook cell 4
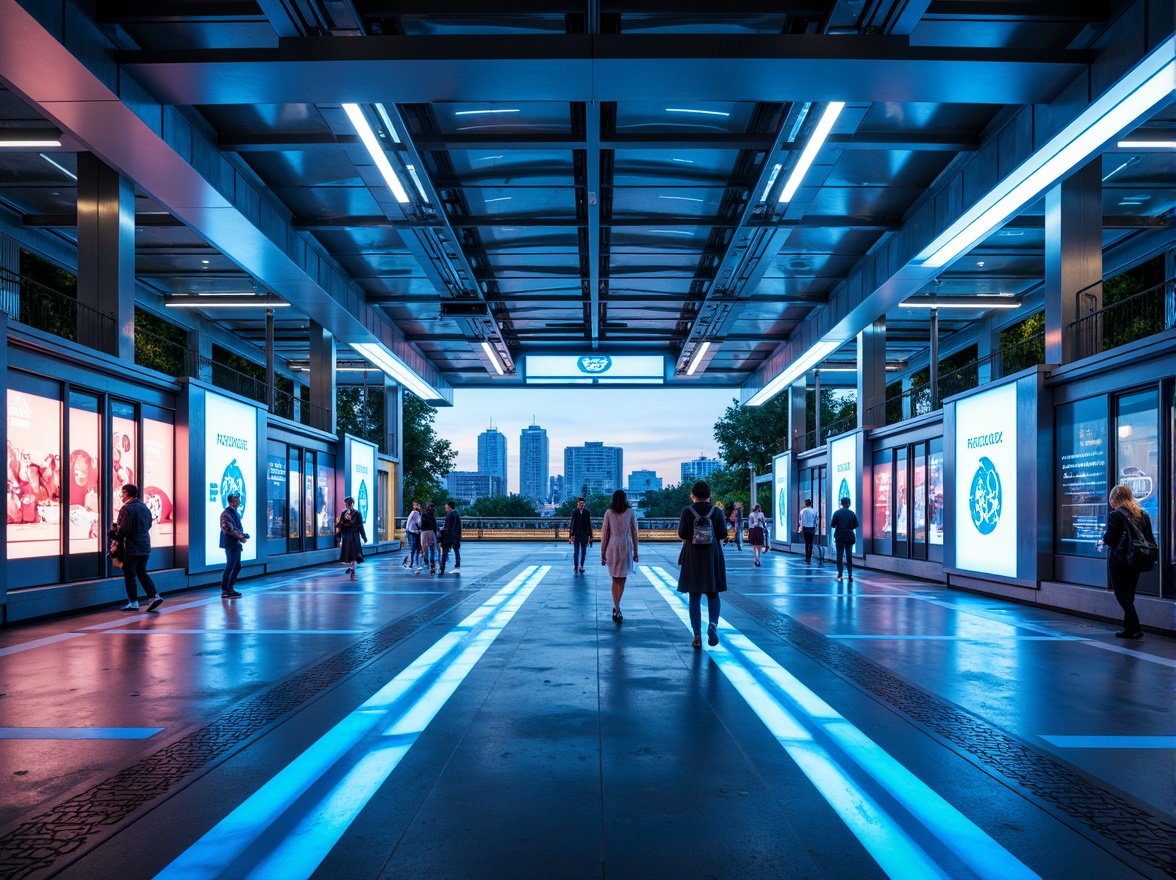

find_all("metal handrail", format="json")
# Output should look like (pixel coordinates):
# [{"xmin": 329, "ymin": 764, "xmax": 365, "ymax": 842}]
[
  {"xmin": 0, "ymin": 266, "xmax": 118, "ymax": 352},
  {"xmin": 1068, "ymin": 279, "xmax": 1170, "ymax": 360}
]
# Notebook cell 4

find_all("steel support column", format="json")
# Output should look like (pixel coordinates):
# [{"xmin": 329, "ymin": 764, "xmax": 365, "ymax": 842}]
[
  {"xmin": 857, "ymin": 318, "xmax": 886, "ymax": 430},
  {"xmin": 76, "ymin": 153, "xmax": 134, "ymax": 360},
  {"xmin": 308, "ymin": 320, "xmax": 336, "ymax": 434},
  {"xmin": 789, "ymin": 380, "xmax": 807, "ymax": 454},
  {"xmin": 1044, "ymin": 158, "xmax": 1102, "ymax": 366}
]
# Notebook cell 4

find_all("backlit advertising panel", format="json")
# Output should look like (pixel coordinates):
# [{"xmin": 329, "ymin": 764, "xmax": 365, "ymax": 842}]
[
  {"xmin": 828, "ymin": 434, "xmax": 858, "ymax": 547},
  {"xmin": 346, "ymin": 436, "xmax": 376, "ymax": 544},
  {"xmin": 954, "ymin": 382, "xmax": 1018, "ymax": 577},
  {"xmin": 7, "ymin": 389, "xmax": 62, "ymax": 559},
  {"xmin": 204, "ymin": 392, "xmax": 258, "ymax": 567},
  {"xmin": 772, "ymin": 451, "xmax": 789, "ymax": 544},
  {"xmin": 143, "ymin": 418, "xmax": 175, "ymax": 546}
]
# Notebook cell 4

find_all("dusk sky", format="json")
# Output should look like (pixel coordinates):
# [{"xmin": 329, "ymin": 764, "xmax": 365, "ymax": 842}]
[{"xmin": 431, "ymin": 387, "xmax": 741, "ymax": 495}]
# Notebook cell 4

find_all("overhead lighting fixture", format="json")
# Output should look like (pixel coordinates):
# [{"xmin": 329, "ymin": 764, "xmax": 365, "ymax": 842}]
[
  {"xmin": 0, "ymin": 129, "xmax": 61, "ymax": 148},
  {"xmin": 665, "ymin": 108, "xmax": 731, "ymax": 117},
  {"xmin": 778, "ymin": 102, "xmax": 845, "ymax": 203},
  {"xmin": 1115, "ymin": 139, "xmax": 1175, "ymax": 148},
  {"xmin": 898, "ymin": 296, "xmax": 1022, "ymax": 309},
  {"xmin": 342, "ymin": 103, "xmax": 410, "ymax": 204},
  {"xmin": 374, "ymin": 104, "xmax": 401, "ymax": 143},
  {"xmin": 917, "ymin": 38, "xmax": 1174, "ymax": 269},
  {"xmin": 164, "ymin": 294, "xmax": 290, "ymax": 308},
  {"xmin": 39, "ymin": 154, "xmax": 77, "ymax": 180},
  {"xmin": 454, "ymin": 108, "xmax": 520, "ymax": 116},
  {"xmin": 350, "ymin": 342, "xmax": 442, "ymax": 401},
  {"xmin": 480, "ymin": 341, "xmax": 505, "ymax": 376},
  {"xmin": 759, "ymin": 164, "xmax": 783, "ymax": 203},
  {"xmin": 686, "ymin": 340, "xmax": 712, "ymax": 376},
  {"xmin": 404, "ymin": 164, "xmax": 430, "ymax": 202},
  {"xmin": 746, "ymin": 338, "xmax": 842, "ymax": 407}
]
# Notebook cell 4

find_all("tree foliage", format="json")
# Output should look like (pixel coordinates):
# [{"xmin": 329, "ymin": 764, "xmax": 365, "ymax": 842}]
[
  {"xmin": 468, "ymin": 494, "xmax": 540, "ymax": 517},
  {"xmin": 337, "ymin": 383, "xmax": 385, "ymax": 447},
  {"xmin": 713, "ymin": 395, "xmax": 788, "ymax": 474},
  {"xmin": 401, "ymin": 393, "xmax": 457, "ymax": 506},
  {"xmin": 635, "ymin": 482, "xmax": 692, "ymax": 517},
  {"xmin": 133, "ymin": 307, "xmax": 188, "ymax": 376},
  {"xmin": 554, "ymin": 491, "xmax": 615, "ymax": 518}
]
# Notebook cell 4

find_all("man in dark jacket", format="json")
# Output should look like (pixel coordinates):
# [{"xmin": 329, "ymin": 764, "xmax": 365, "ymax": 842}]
[
  {"xmin": 219, "ymin": 491, "xmax": 250, "ymax": 598},
  {"xmin": 830, "ymin": 496, "xmax": 859, "ymax": 583},
  {"xmin": 568, "ymin": 497, "xmax": 593, "ymax": 573},
  {"xmin": 439, "ymin": 500, "xmax": 462, "ymax": 575},
  {"xmin": 112, "ymin": 484, "xmax": 162, "ymax": 612}
]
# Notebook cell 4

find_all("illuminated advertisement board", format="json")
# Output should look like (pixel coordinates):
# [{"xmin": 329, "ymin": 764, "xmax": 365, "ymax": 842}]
[
  {"xmin": 7, "ymin": 389, "xmax": 63, "ymax": 559},
  {"xmin": 828, "ymin": 434, "xmax": 859, "ymax": 547},
  {"xmin": 204, "ymin": 392, "xmax": 258, "ymax": 567},
  {"xmin": 346, "ymin": 436, "xmax": 376, "ymax": 544},
  {"xmin": 772, "ymin": 451, "xmax": 790, "ymax": 544},
  {"xmin": 524, "ymin": 354, "xmax": 665, "ymax": 384},
  {"xmin": 143, "ymin": 418, "xmax": 175, "ymax": 546},
  {"xmin": 953, "ymin": 382, "xmax": 1018, "ymax": 577}
]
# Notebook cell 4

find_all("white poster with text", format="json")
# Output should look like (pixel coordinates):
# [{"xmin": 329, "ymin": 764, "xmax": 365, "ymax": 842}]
[
  {"xmin": 953, "ymin": 383, "xmax": 1018, "ymax": 577},
  {"xmin": 205, "ymin": 393, "xmax": 258, "ymax": 567}
]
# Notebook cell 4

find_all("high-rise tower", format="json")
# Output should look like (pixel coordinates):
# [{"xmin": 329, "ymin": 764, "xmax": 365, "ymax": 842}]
[
  {"xmin": 477, "ymin": 427, "xmax": 507, "ymax": 495},
  {"xmin": 519, "ymin": 422, "xmax": 549, "ymax": 504}
]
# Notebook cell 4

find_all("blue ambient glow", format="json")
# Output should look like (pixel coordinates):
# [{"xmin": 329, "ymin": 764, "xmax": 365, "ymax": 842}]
[
  {"xmin": 642, "ymin": 566, "xmax": 1040, "ymax": 880},
  {"xmin": 1040, "ymin": 736, "xmax": 1176, "ymax": 749},
  {"xmin": 154, "ymin": 566, "xmax": 549, "ymax": 880},
  {"xmin": 0, "ymin": 727, "xmax": 164, "ymax": 739}
]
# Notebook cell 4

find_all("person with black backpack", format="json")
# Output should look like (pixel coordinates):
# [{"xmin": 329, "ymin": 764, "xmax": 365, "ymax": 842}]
[
  {"xmin": 676, "ymin": 480, "xmax": 728, "ymax": 649},
  {"xmin": 1097, "ymin": 484, "xmax": 1156, "ymax": 640}
]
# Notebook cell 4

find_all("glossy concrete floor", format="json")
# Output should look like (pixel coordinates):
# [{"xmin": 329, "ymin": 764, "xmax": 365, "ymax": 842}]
[{"xmin": 0, "ymin": 543, "xmax": 1172, "ymax": 880}]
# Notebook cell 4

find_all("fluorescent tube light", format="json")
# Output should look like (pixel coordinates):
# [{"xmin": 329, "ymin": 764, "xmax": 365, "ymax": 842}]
[
  {"xmin": 917, "ymin": 40, "xmax": 1174, "ymax": 269},
  {"xmin": 665, "ymin": 108, "xmax": 731, "ymax": 117},
  {"xmin": 342, "ymin": 104, "xmax": 410, "ymax": 204},
  {"xmin": 1116, "ymin": 139, "xmax": 1175, "ymax": 148},
  {"xmin": 40, "ymin": 154, "xmax": 77, "ymax": 180},
  {"xmin": 686, "ymin": 340, "xmax": 712, "ymax": 376},
  {"xmin": 746, "ymin": 339, "xmax": 842, "ymax": 407},
  {"xmin": 454, "ymin": 109, "xmax": 520, "ymax": 116},
  {"xmin": 898, "ymin": 296, "xmax": 1021, "ymax": 309},
  {"xmin": 480, "ymin": 341, "xmax": 505, "ymax": 375},
  {"xmin": 164, "ymin": 295, "xmax": 290, "ymax": 308},
  {"xmin": 405, "ymin": 164, "xmax": 430, "ymax": 202},
  {"xmin": 778, "ymin": 102, "xmax": 845, "ymax": 203},
  {"xmin": 374, "ymin": 104, "xmax": 401, "ymax": 143},
  {"xmin": 760, "ymin": 164, "xmax": 783, "ymax": 203},
  {"xmin": 351, "ymin": 342, "xmax": 441, "ymax": 401},
  {"xmin": 0, "ymin": 139, "xmax": 61, "ymax": 148}
]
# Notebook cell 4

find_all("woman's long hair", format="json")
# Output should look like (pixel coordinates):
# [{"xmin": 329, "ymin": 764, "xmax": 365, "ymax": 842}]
[
  {"xmin": 609, "ymin": 489, "xmax": 629, "ymax": 513},
  {"xmin": 1109, "ymin": 484, "xmax": 1143, "ymax": 520}
]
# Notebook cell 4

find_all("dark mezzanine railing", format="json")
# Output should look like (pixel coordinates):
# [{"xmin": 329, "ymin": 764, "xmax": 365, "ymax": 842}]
[
  {"xmin": 0, "ymin": 266, "xmax": 118, "ymax": 353},
  {"xmin": 1069, "ymin": 279, "xmax": 1173, "ymax": 361}
]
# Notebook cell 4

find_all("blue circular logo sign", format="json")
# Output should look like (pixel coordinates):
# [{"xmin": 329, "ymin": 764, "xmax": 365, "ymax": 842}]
[
  {"xmin": 357, "ymin": 479, "xmax": 369, "ymax": 521},
  {"xmin": 838, "ymin": 479, "xmax": 850, "ymax": 504},
  {"xmin": 221, "ymin": 458, "xmax": 246, "ymax": 513},
  {"xmin": 577, "ymin": 355, "xmax": 612, "ymax": 374},
  {"xmin": 778, "ymin": 488, "xmax": 787, "ymax": 526},
  {"xmin": 968, "ymin": 456, "xmax": 1002, "ymax": 534}
]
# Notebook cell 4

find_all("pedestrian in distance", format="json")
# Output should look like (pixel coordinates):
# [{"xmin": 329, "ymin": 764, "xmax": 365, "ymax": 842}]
[
  {"xmin": 830, "ymin": 496, "xmax": 858, "ymax": 583},
  {"xmin": 1097, "ymin": 484, "xmax": 1155, "ymax": 640},
  {"xmin": 219, "ymin": 491, "xmax": 249, "ymax": 598},
  {"xmin": 335, "ymin": 495, "xmax": 367, "ymax": 581},
  {"xmin": 112, "ymin": 484, "xmax": 162, "ymax": 612},
  {"xmin": 799, "ymin": 498, "xmax": 819, "ymax": 564},
  {"xmin": 747, "ymin": 503, "xmax": 767, "ymax": 566},
  {"xmin": 601, "ymin": 489, "xmax": 639, "ymax": 623},
  {"xmin": 677, "ymin": 480, "xmax": 728, "ymax": 649},
  {"xmin": 568, "ymin": 497, "xmax": 593, "ymax": 573},
  {"xmin": 439, "ymin": 500, "xmax": 462, "ymax": 575},
  {"xmin": 403, "ymin": 500, "xmax": 422, "ymax": 570},
  {"xmin": 729, "ymin": 501, "xmax": 744, "ymax": 551},
  {"xmin": 419, "ymin": 501, "xmax": 440, "ymax": 575}
]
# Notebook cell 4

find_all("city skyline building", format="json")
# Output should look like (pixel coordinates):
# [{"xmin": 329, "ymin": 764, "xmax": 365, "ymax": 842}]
[
  {"xmin": 519, "ymin": 422, "xmax": 549, "ymax": 504},
  {"xmin": 446, "ymin": 471, "xmax": 504, "ymax": 505},
  {"xmin": 477, "ymin": 427, "xmax": 507, "ymax": 492},
  {"xmin": 564, "ymin": 442, "xmax": 623, "ymax": 498},
  {"xmin": 549, "ymin": 475, "xmax": 565, "ymax": 506},
  {"xmin": 681, "ymin": 454, "xmax": 724, "ymax": 484},
  {"xmin": 626, "ymin": 470, "xmax": 663, "ymax": 498}
]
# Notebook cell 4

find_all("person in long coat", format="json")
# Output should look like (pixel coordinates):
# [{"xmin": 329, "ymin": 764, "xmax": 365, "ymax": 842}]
[
  {"xmin": 1097, "ymin": 483, "xmax": 1154, "ymax": 640},
  {"xmin": 335, "ymin": 495, "xmax": 367, "ymax": 580},
  {"xmin": 601, "ymin": 489, "xmax": 639, "ymax": 623},
  {"xmin": 677, "ymin": 480, "xmax": 727, "ymax": 649}
]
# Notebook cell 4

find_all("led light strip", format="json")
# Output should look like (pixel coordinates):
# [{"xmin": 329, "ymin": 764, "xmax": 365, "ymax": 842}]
[
  {"xmin": 642, "ymin": 566, "xmax": 1040, "ymax": 880},
  {"xmin": 155, "ymin": 566, "xmax": 549, "ymax": 880},
  {"xmin": 350, "ymin": 341, "xmax": 442, "ymax": 401}
]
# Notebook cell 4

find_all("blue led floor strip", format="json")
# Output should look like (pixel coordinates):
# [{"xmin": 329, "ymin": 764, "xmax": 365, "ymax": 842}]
[
  {"xmin": 154, "ymin": 565, "xmax": 548, "ymax": 880},
  {"xmin": 1041, "ymin": 735, "xmax": 1176, "ymax": 749},
  {"xmin": 642, "ymin": 566, "xmax": 1039, "ymax": 880},
  {"xmin": 0, "ymin": 727, "xmax": 164, "ymax": 739}
]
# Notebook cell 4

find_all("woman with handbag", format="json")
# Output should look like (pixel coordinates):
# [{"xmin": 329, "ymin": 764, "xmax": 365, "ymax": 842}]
[
  {"xmin": 335, "ymin": 496, "xmax": 367, "ymax": 581},
  {"xmin": 1096, "ymin": 484, "xmax": 1155, "ymax": 640},
  {"xmin": 747, "ymin": 503, "xmax": 767, "ymax": 567}
]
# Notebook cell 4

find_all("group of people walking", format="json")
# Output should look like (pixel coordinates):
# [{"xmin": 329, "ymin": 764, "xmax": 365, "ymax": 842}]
[{"xmin": 400, "ymin": 499, "xmax": 462, "ymax": 576}]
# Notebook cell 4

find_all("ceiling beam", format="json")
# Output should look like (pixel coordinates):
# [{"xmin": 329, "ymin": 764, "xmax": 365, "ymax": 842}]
[
  {"xmin": 291, "ymin": 213, "xmax": 901, "ymax": 230},
  {"xmin": 120, "ymin": 35, "xmax": 1088, "ymax": 105}
]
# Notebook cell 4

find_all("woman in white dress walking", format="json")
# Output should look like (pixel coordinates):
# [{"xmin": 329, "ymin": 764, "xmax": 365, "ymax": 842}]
[{"xmin": 601, "ymin": 489, "xmax": 639, "ymax": 623}]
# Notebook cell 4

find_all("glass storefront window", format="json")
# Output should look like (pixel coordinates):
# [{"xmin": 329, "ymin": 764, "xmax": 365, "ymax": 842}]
[
  {"xmin": 317, "ymin": 457, "xmax": 333, "ymax": 538},
  {"xmin": 68, "ymin": 393, "xmax": 101, "ymax": 555},
  {"xmin": 873, "ymin": 451, "xmax": 892, "ymax": 539},
  {"xmin": 928, "ymin": 439, "xmax": 944, "ymax": 546},
  {"xmin": 303, "ymin": 450, "xmax": 314, "ymax": 540},
  {"xmin": 267, "ymin": 448, "xmax": 287, "ymax": 544},
  {"xmin": 111, "ymin": 402, "xmax": 137, "ymax": 519},
  {"xmin": 143, "ymin": 418, "xmax": 175, "ymax": 547},
  {"xmin": 7, "ymin": 388, "xmax": 63, "ymax": 559},
  {"xmin": 913, "ymin": 445, "xmax": 926, "ymax": 546},
  {"xmin": 1115, "ymin": 390, "xmax": 1159, "ymax": 523},
  {"xmin": 1056, "ymin": 396, "xmax": 1108, "ymax": 557},
  {"xmin": 288, "ymin": 451, "xmax": 301, "ymax": 541},
  {"xmin": 895, "ymin": 448, "xmax": 908, "ymax": 540}
]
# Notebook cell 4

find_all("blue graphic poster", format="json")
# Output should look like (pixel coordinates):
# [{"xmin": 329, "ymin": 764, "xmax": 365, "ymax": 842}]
[{"xmin": 953, "ymin": 383, "xmax": 1018, "ymax": 577}]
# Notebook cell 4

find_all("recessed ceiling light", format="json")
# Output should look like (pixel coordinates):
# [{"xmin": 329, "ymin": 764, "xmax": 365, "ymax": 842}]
[
  {"xmin": 454, "ymin": 109, "xmax": 520, "ymax": 116},
  {"xmin": 665, "ymin": 108, "xmax": 731, "ymax": 118},
  {"xmin": 39, "ymin": 154, "xmax": 77, "ymax": 180}
]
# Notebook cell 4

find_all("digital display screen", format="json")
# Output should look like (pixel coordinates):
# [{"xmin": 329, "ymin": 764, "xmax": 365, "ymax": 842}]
[
  {"xmin": 204, "ymin": 392, "xmax": 258, "ymax": 566},
  {"xmin": 524, "ymin": 354, "xmax": 665, "ymax": 382},
  {"xmin": 347, "ymin": 436, "xmax": 376, "ymax": 545},
  {"xmin": 68, "ymin": 398, "xmax": 101, "ymax": 555},
  {"xmin": 772, "ymin": 451, "xmax": 789, "ymax": 543},
  {"xmin": 828, "ymin": 434, "xmax": 858, "ymax": 547},
  {"xmin": 953, "ymin": 382, "xmax": 1018, "ymax": 577},
  {"xmin": 143, "ymin": 418, "xmax": 175, "ymax": 546},
  {"xmin": 7, "ymin": 389, "xmax": 62, "ymax": 559},
  {"xmin": 1056, "ymin": 397, "xmax": 1106, "ymax": 556}
]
